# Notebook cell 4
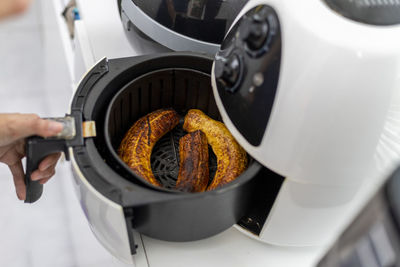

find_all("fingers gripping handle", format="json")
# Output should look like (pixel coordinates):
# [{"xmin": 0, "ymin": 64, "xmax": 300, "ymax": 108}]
[{"xmin": 25, "ymin": 137, "xmax": 69, "ymax": 203}]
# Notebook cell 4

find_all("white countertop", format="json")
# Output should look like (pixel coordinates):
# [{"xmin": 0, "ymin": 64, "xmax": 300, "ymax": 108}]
[{"xmin": 141, "ymin": 228, "xmax": 324, "ymax": 267}]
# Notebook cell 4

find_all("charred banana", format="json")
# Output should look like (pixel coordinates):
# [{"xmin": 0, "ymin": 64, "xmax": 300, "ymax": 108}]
[
  {"xmin": 183, "ymin": 109, "xmax": 247, "ymax": 190},
  {"xmin": 175, "ymin": 130, "xmax": 209, "ymax": 192},
  {"xmin": 118, "ymin": 108, "xmax": 180, "ymax": 187}
]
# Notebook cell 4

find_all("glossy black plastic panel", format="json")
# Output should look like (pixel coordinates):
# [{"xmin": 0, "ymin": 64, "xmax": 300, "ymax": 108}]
[
  {"xmin": 130, "ymin": 0, "xmax": 248, "ymax": 44},
  {"xmin": 324, "ymin": 0, "xmax": 400, "ymax": 25},
  {"xmin": 214, "ymin": 5, "xmax": 281, "ymax": 146}
]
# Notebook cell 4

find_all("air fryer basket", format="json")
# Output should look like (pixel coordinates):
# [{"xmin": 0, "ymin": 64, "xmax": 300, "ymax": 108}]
[
  {"xmin": 75, "ymin": 54, "xmax": 285, "ymax": 242},
  {"xmin": 106, "ymin": 68, "xmax": 243, "ymax": 191}
]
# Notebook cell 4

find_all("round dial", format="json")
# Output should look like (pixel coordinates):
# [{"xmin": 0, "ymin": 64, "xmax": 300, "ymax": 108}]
[
  {"xmin": 214, "ymin": 54, "xmax": 242, "ymax": 93},
  {"xmin": 243, "ymin": 17, "xmax": 269, "ymax": 51}
]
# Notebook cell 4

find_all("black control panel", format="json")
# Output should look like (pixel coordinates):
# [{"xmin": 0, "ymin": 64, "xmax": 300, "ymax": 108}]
[{"xmin": 214, "ymin": 5, "xmax": 281, "ymax": 146}]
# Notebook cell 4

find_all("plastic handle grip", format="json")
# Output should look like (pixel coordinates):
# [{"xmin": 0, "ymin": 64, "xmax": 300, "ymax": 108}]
[{"xmin": 24, "ymin": 137, "xmax": 68, "ymax": 203}]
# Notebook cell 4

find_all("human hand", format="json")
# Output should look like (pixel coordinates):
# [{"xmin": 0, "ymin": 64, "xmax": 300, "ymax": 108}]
[
  {"xmin": 0, "ymin": 113, "xmax": 63, "ymax": 200},
  {"xmin": 0, "ymin": 0, "xmax": 32, "ymax": 20}
]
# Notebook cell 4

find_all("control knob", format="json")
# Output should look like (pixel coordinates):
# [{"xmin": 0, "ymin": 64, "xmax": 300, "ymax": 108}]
[
  {"xmin": 214, "ymin": 54, "xmax": 241, "ymax": 93},
  {"xmin": 242, "ymin": 14, "xmax": 269, "ymax": 51}
]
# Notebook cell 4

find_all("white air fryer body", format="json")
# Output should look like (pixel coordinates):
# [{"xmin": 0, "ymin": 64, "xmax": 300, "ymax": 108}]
[
  {"xmin": 213, "ymin": 0, "xmax": 400, "ymax": 246},
  {"xmin": 70, "ymin": 149, "xmax": 133, "ymax": 264}
]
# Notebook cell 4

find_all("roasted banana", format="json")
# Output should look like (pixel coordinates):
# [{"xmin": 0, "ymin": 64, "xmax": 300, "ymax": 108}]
[
  {"xmin": 175, "ymin": 130, "xmax": 209, "ymax": 192},
  {"xmin": 183, "ymin": 109, "xmax": 247, "ymax": 190},
  {"xmin": 118, "ymin": 108, "xmax": 180, "ymax": 187}
]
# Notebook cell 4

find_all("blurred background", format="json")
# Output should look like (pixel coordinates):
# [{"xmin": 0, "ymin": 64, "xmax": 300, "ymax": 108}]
[{"xmin": 0, "ymin": 1, "xmax": 130, "ymax": 266}]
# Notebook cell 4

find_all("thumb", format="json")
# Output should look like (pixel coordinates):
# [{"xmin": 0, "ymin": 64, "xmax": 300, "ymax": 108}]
[{"xmin": 0, "ymin": 114, "xmax": 63, "ymax": 145}]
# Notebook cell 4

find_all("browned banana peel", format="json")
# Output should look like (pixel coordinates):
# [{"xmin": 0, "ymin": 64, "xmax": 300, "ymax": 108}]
[
  {"xmin": 118, "ymin": 108, "xmax": 180, "ymax": 187},
  {"xmin": 183, "ymin": 109, "xmax": 247, "ymax": 190},
  {"xmin": 175, "ymin": 130, "xmax": 209, "ymax": 192}
]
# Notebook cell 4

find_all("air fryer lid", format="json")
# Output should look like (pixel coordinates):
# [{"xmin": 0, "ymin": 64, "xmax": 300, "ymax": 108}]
[
  {"xmin": 323, "ymin": 0, "xmax": 400, "ymax": 25},
  {"xmin": 125, "ymin": 0, "xmax": 248, "ymax": 45},
  {"xmin": 212, "ymin": 5, "xmax": 282, "ymax": 147}
]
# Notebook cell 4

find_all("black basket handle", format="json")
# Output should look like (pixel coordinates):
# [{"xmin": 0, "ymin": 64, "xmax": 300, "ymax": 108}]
[
  {"xmin": 25, "ymin": 137, "xmax": 69, "ymax": 203},
  {"xmin": 24, "ymin": 117, "xmax": 76, "ymax": 203}
]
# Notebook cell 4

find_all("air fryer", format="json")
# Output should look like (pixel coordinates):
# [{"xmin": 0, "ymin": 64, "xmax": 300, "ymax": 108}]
[{"xmin": 22, "ymin": 1, "xmax": 400, "ymax": 264}]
